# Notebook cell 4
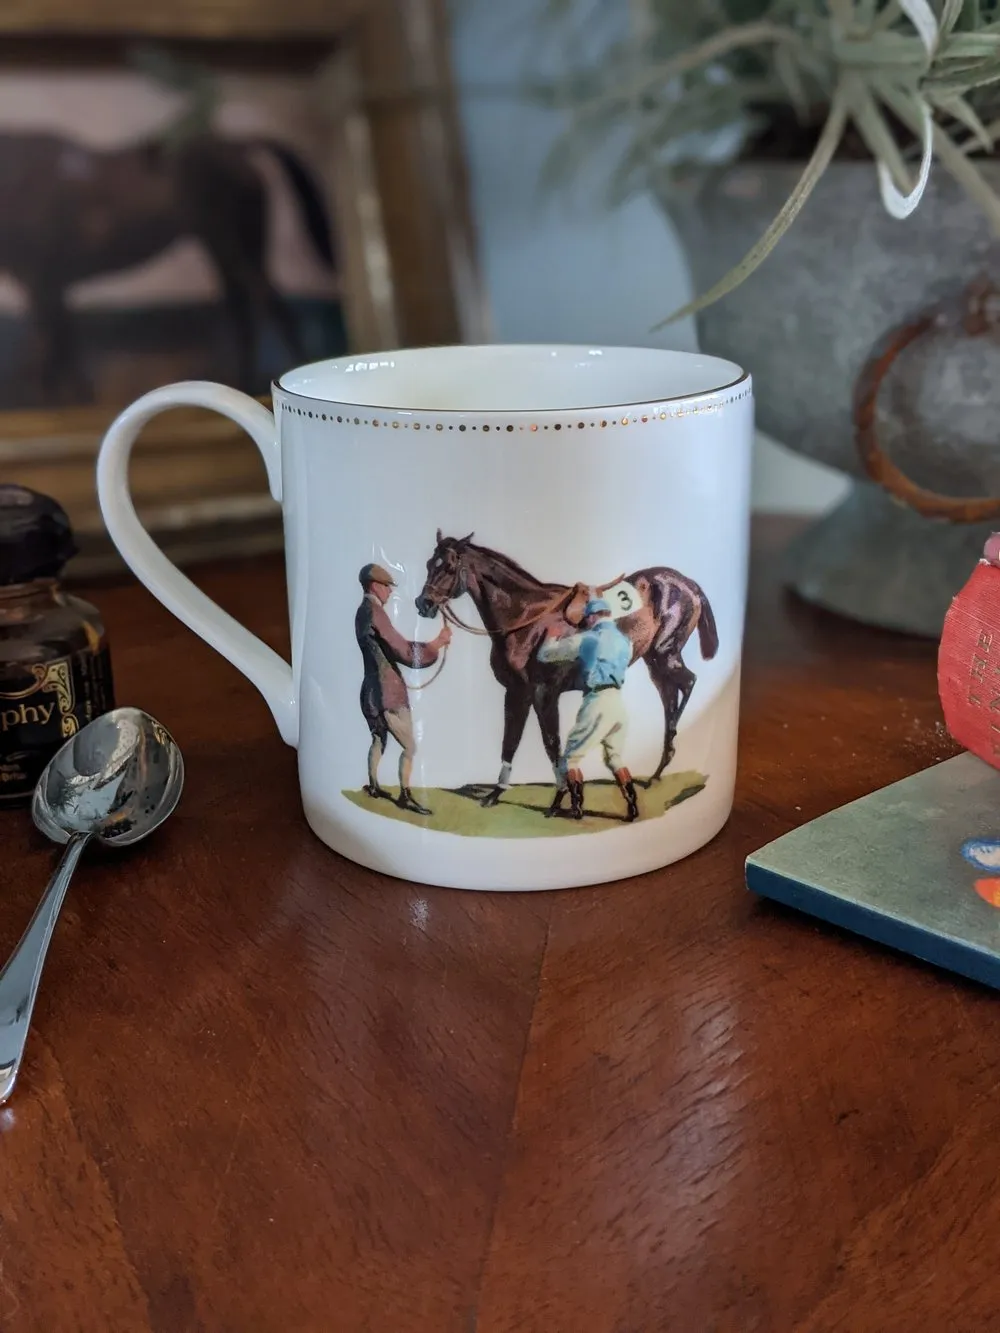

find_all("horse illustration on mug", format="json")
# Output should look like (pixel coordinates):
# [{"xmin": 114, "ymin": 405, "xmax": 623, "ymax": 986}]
[{"xmin": 414, "ymin": 532, "xmax": 718, "ymax": 807}]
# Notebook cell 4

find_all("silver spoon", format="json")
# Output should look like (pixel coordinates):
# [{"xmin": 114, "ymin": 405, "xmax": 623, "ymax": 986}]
[{"xmin": 0, "ymin": 707, "xmax": 184, "ymax": 1103}]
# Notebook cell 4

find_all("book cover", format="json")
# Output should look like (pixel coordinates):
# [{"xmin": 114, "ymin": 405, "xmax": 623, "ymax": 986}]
[{"xmin": 746, "ymin": 752, "xmax": 1000, "ymax": 990}]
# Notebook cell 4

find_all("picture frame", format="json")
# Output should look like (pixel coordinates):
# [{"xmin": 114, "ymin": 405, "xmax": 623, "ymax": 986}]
[{"xmin": 0, "ymin": 1, "xmax": 485, "ymax": 576}]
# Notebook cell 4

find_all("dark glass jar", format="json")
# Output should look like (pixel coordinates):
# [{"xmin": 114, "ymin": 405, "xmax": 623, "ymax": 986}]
[{"xmin": 0, "ymin": 486, "xmax": 115, "ymax": 804}]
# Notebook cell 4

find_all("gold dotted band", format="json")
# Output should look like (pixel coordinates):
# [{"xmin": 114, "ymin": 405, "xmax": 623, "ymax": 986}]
[{"xmin": 275, "ymin": 383, "xmax": 751, "ymax": 432}]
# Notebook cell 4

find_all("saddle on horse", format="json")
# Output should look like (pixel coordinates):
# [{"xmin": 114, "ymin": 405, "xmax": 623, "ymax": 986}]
[{"xmin": 562, "ymin": 575, "xmax": 643, "ymax": 626}]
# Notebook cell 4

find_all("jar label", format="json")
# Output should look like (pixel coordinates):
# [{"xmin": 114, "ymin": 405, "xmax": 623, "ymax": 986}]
[{"xmin": 0, "ymin": 648, "xmax": 114, "ymax": 800}]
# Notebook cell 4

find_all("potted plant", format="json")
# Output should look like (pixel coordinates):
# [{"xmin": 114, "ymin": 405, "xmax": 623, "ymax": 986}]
[{"xmin": 538, "ymin": 0, "xmax": 1000, "ymax": 636}]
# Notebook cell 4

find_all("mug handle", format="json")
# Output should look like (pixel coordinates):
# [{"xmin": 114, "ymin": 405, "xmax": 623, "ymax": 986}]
[{"xmin": 96, "ymin": 381, "xmax": 298, "ymax": 746}]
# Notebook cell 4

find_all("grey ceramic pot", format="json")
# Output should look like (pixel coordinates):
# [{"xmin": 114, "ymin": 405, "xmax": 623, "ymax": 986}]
[{"xmin": 662, "ymin": 161, "xmax": 1000, "ymax": 637}]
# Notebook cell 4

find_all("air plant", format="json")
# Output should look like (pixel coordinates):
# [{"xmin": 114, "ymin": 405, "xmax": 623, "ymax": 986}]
[{"xmin": 537, "ymin": 1, "xmax": 1000, "ymax": 321}]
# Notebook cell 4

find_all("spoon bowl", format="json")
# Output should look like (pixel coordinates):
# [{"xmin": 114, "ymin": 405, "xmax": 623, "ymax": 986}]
[
  {"xmin": 0, "ymin": 707, "xmax": 184, "ymax": 1102},
  {"xmin": 32, "ymin": 707, "xmax": 184, "ymax": 847}
]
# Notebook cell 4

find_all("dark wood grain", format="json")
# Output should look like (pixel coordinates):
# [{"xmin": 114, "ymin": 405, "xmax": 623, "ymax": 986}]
[{"xmin": 1, "ymin": 522, "xmax": 975, "ymax": 1332}]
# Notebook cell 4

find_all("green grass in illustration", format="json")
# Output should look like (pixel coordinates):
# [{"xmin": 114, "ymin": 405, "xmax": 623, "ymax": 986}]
[{"xmin": 343, "ymin": 771, "xmax": 707, "ymax": 838}]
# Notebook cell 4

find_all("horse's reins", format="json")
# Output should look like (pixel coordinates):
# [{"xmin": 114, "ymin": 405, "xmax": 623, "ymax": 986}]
[
  {"xmin": 404, "ymin": 573, "xmax": 625, "ymax": 691},
  {"xmin": 439, "ymin": 588, "xmax": 573, "ymax": 637},
  {"xmin": 405, "ymin": 648, "xmax": 449, "ymax": 691},
  {"xmin": 404, "ymin": 596, "xmax": 565, "ymax": 691}
]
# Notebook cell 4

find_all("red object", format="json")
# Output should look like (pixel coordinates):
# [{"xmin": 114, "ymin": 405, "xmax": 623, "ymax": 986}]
[
  {"xmin": 939, "ymin": 541, "xmax": 1000, "ymax": 768},
  {"xmin": 975, "ymin": 878, "xmax": 1000, "ymax": 907}
]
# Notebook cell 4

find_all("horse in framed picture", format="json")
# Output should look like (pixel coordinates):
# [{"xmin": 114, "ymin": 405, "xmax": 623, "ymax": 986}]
[{"xmin": 0, "ymin": 130, "xmax": 337, "ymax": 403}]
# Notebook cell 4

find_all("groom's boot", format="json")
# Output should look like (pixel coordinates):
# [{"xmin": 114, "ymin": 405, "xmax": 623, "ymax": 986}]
[
  {"xmin": 567, "ymin": 768, "xmax": 585, "ymax": 821},
  {"xmin": 615, "ymin": 767, "xmax": 640, "ymax": 823},
  {"xmin": 398, "ymin": 788, "xmax": 432, "ymax": 816},
  {"xmin": 546, "ymin": 784, "xmax": 567, "ymax": 818}
]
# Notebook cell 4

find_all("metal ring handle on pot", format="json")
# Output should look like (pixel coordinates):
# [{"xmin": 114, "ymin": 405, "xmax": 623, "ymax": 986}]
[{"xmin": 853, "ymin": 276, "xmax": 1000, "ymax": 523}]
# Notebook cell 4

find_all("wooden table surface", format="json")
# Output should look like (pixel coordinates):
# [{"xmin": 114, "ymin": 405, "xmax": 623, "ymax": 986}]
[{"xmin": 2, "ymin": 521, "xmax": 983, "ymax": 1333}]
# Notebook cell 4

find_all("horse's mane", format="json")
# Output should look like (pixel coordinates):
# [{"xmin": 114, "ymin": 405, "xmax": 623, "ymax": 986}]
[{"xmin": 461, "ymin": 541, "xmax": 564, "ymax": 594}]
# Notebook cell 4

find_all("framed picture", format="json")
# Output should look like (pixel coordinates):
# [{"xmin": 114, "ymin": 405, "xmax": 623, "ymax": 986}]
[{"xmin": 0, "ymin": 2, "xmax": 484, "ymax": 574}]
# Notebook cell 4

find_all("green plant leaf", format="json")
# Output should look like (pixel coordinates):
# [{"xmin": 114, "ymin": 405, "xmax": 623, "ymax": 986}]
[
  {"xmin": 774, "ymin": 40, "xmax": 813, "ymax": 115},
  {"xmin": 939, "ymin": 0, "xmax": 969, "ymax": 39},
  {"xmin": 655, "ymin": 82, "xmax": 851, "ymax": 326},
  {"xmin": 958, "ymin": 111, "xmax": 1000, "ymax": 146},
  {"xmin": 872, "ymin": 1, "xmax": 903, "ymax": 32},
  {"xmin": 883, "ymin": 76, "xmax": 1000, "ymax": 229},
  {"xmin": 927, "ymin": 86, "xmax": 997, "ymax": 146},
  {"xmin": 833, "ymin": 30, "xmax": 933, "ymax": 67},
  {"xmin": 828, "ymin": 0, "xmax": 858, "ymax": 28},
  {"xmin": 588, "ymin": 19, "xmax": 810, "ymax": 102},
  {"xmin": 850, "ymin": 78, "xmax": 914, "ymax": 188},
  {"xmin": 931, "ymin": 116, "xmax": 1000, "ymax": 228},
  {"xmin": 601, "ymin": 80, "xmax": 771, "ymax": 201},
  {"xmin": 925, "ymin": 51, "xmax": 1000, "ymax": 91},
  {"xmin": 939, "ymin": 31, "xmax": 1000, "ymax": 58},
  {"xmin": 538, "ymin": 100, "xmax": 629, "ymax": 193}
]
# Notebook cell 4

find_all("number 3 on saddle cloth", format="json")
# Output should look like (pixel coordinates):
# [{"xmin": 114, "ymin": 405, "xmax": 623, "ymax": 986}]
[
  {"xmin": 938, "ymin": 533, "xmax": 1000, "ymax": 768},
  {"xmin": 561, "ymin": 578, "xmax": 643, "ymax": 627},
  {"xmin": 601, "ymin": 580, "xmax": 642, "ymax": 620}
]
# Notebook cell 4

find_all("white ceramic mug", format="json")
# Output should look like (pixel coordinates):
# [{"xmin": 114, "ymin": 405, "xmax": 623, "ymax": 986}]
[{"xmin": 97, "ymin": 345, "xmax": 753, "ymax": 891}]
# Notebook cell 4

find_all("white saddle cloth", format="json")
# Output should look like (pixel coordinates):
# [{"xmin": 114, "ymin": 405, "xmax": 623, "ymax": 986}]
[{"xmin": 600, "ymin": 579, "xmax": 643, "ymax": 620}]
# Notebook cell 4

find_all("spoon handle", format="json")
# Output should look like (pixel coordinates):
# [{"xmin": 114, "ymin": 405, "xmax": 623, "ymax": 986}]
[{"xmin": 0, "ymin": 832, "xmax": 91, "ymax": 1104}]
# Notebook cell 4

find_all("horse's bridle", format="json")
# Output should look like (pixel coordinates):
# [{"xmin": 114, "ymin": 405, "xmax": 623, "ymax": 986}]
[{"xmin": 403, "ymin": 564, "xmax": 465, "ymax": 690}]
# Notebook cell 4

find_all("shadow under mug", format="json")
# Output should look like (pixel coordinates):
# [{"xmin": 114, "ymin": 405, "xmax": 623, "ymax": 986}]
[{"xmin": 96, "ymin": 344, "xmax": 754, "ymax": 891}]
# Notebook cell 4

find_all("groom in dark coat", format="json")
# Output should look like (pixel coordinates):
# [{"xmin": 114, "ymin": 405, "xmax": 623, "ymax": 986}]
[{"xmin": 355, "ymin": 562, "xmax": 451, "ymax": 814}]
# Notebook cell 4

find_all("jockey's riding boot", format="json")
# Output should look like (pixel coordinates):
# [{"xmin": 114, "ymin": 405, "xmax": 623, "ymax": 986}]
[
  {"xmin": 398, "ymin": 788, "xmax": 432, "ymax": 816},
  {"xmin": 615, "ymin": 768, "xmax": 640, "ymax": 823},
  {"xmin": 546, "ymin": 785, "xmax": 567, "ymax": 818},
  {"xmin": 567, "ymin": 769, "xmax": 585, "ymax": 821}
]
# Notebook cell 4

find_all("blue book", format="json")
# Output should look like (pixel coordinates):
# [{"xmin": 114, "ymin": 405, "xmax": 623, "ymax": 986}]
[{"xmin": 746, "ymin": 753, "xmax": 1000, "ymax": 990}]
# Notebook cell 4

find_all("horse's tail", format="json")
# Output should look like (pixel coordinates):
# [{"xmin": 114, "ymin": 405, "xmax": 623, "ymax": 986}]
[
  {"xmin": 695, "ymin": 586, "xmax": 719, "ymax": 660},
  {"xmin": 253, "ymin": 138, "xmax": 337, "ymax": 269},
  {"xmin": 646, "ymin": 569, "xmax": 719, "ymax": 660}
]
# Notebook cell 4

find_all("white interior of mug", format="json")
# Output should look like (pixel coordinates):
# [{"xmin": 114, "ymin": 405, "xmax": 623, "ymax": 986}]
[{"xmin": 277, "ymin": 344, "xmax": 745, "ymax": 412}]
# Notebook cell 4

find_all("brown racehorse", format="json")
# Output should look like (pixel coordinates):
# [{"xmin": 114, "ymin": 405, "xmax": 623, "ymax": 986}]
[
  {"xmin": 0, "ymin": 131, "xmax": 336, "ymax": 402},
  {"xmin": 415, "ymin": 532, "xmax": 719, "ymax": 806}
]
